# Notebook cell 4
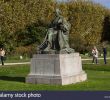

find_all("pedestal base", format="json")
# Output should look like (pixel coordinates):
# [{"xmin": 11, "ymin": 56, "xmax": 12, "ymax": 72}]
[{"xmin": 26, "ymin": 53, "xmax": 87, "ymax": 85}]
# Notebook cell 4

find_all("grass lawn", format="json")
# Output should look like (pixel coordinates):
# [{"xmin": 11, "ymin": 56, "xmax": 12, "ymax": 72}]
[
  {"xmin": 82, "ymin": 57, "xmax": 110, "ymax": 64},
  {"xmin": 0, "ymin": 62, "xmax": 110, "ymax": 91},
  {"xmin": 4, "ymin": 58, "xmax": 30, "ymax": 63}
]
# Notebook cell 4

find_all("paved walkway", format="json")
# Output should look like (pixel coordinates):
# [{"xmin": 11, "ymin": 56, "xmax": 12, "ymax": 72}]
[
  {"xmin": 0, "ymin": 62, "xmax": 30, "ymax": 66},
  {"xmin": 0, "ymin": 57, "xmax": 110, "ymax": 66}
]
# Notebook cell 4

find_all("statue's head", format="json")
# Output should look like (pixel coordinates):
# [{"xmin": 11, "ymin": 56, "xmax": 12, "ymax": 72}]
[{"xmin": 55, "ymin": 8, "xmax": 61, "ymax": 17}]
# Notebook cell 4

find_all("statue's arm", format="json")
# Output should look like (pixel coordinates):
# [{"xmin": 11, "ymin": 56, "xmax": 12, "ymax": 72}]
[{"xmin": 60, "ymin": 19, "xmax": 71, "ymax": 32}]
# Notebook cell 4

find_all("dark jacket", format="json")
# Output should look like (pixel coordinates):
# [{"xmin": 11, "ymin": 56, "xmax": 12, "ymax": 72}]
[{"xmin": 103, "ymin": 48, "xmax": 107, "ymax": 54}]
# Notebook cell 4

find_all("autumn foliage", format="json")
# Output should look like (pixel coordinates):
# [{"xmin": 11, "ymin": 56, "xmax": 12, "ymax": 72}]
[{"xmin": 0, "ymin": 0, "xmax": 110, "ymax": 54}]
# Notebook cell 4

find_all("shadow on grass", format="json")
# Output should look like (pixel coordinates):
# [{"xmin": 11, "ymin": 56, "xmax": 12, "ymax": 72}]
[{"xmin": 0, "ymin": 76, "xmax": 25, "ymax": 83}]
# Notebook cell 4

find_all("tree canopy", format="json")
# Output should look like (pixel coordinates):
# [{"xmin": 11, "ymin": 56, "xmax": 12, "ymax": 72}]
[{"xmin": 0, "ymin": 0, "xmax": 110, "ymax": 54}]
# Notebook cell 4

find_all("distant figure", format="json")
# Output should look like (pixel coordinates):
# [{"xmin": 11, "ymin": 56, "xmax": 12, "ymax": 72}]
[
  {"xmin": 92, "ymin": 46, "xmax": 98, "ymax": 64},
  {"xmin": 20, "ymin": 56, "xmax": 23, "ymax": 60},
  {"xmin": 103, "ymin": 46, "xmax": 107, "ymax": 64},
  {"xmin": 0, "ymin": 48, "xmax": 5, "ymax": 65}
]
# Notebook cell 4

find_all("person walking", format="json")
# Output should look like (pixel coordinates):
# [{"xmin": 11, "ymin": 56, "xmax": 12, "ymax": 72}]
[
  {"xmin": 92, "ymin": 46, "xmax": 98, "ymax": 64},
  {"xmin": 103, "ymin": 46, "xmax": 107, "ymax": 64},
  {"xmin": 0, "ymin": 48, "xmax": 5, "ymax": 65}
]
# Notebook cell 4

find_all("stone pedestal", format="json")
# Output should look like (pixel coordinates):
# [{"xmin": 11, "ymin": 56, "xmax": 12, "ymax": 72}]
[{"xmin": 26, "ymin": 53, "xmax": 87, "ymax": 85}]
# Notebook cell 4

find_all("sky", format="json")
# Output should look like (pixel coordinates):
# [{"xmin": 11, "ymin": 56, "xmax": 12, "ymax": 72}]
[
  {"xmin": 91, "ymin": 0, "xmax": 110, "ymax": 9},
  {"xmin": 57, "ymin": 0, "xmax": 110, "ymax": 9}
]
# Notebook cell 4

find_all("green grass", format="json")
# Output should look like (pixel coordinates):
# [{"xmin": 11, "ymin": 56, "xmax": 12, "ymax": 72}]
[
  {"xmin": 82, "ymin": 59, "xmax": 110, "ymax": 65},
  {"xmin": 0, "ymin": 63, "xmax": 110, "ymax": 90},
  {"xmin": 4, "ymin": 59, "xmax": 30, "ymax": 63},
  {"xmin": 3, "ymin": 55, "xmax": 30, "ymax": 63},
  {"xmin": 80, "ymin": 54, "xmax": 110, "ymax": 59},
  {"xmin": 4, "ymin": 58, "xmax": 30, "ymax": 63}
]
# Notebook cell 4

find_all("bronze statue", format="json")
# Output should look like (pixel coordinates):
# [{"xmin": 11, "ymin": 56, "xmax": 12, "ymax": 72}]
[{"xmin": 38, "ymin": 9, "xmax": 74, "ymax": 54}]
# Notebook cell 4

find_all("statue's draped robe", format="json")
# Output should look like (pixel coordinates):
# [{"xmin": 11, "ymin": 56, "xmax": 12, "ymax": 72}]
[{"xmin": 39, "ymin": 15, "xmax": 74, "ymax": 54}]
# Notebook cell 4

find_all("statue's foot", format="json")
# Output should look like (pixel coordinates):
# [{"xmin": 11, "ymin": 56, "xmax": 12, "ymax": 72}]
[{"xmin": 60, "ymin": 48, "xmax": 75, "ymax": 54}]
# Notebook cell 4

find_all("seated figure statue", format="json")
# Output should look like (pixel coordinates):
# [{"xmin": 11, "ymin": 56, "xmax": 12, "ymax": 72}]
[{"xmin": 38, "ymin": 9, "xmax": 74, "ymax": 54}]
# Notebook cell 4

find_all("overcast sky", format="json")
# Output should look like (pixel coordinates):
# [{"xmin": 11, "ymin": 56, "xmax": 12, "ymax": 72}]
[{"xmin": 57, "ymin": 0, "xmax": 110, "ymax": 9}]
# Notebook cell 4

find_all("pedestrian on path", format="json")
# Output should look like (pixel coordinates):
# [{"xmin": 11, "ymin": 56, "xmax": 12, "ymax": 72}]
[
  {"xmin": 103, "ymin": 46, "xmax": 107, "ymax": 64},
  {"xmin": 92, "ymin": 46, "xmax": 98, "ymax": 64},
  {"xmin": 0, "ymin": 48, "xmax": 5, "ymax": 65}
]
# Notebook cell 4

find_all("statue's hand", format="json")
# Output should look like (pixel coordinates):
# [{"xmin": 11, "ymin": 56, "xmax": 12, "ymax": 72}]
[{"xmin": 56, "ymin": 23, "xmax": 63, "ymax": 30}]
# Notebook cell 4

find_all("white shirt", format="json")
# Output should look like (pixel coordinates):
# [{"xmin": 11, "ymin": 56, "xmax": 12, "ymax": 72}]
[
  {"xmin": 92, "ymin": 49, "xmax": 98, "ymax": 58},
  {"xmin": 0, "ymin": 50, "xmax": 5, "ymax": 56}
]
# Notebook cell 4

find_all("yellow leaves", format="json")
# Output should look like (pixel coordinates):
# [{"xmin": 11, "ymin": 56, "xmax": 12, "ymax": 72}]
[
  {"xmin": 65, "ymin": 0, "xmax": 110, "ymax": 51},
  {"xmin": 0, "ymin": 0, "xmax": 110, "ymax": 52},
  {"xmin": 0, "ymin": 0, "xmax": 55, "ymax": 34},
  {"xmin": 15, "ymin": 45, "xmax": 35, "ymax": 55}
]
